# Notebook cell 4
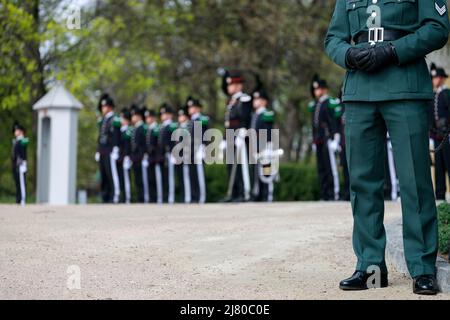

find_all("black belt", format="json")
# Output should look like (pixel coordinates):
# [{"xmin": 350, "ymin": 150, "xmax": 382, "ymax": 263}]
[{"xmin": 354, "ymin": 29, "xmax": 410, "ymax": 44}]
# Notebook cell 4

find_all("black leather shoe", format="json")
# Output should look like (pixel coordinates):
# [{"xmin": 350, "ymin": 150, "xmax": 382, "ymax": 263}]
[
  {"xmin": 340, "ymin": 271, "xmax": 389, "ymax": 291},
  {"xmin": 413, "ymin": 275, "xmax": 439, "ymax": 295},
  {"xmin": 219, "ymin": 197, "xmax": 233, "ymax": 203}
]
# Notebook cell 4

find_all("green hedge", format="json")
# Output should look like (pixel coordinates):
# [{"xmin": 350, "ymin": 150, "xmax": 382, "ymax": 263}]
[
  {"xmin": 205, "ymin": 163, "xmax": 320, "ymax": 202},
  {"xmin": 437, "ymin": 202, "xmax": 450, "ymax": 255}
]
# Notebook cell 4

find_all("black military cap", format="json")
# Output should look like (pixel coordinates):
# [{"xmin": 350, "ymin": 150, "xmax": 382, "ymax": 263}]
[
  {"xmin": 431, "ymin": 63, "xmax": 448, "ymax": 78},
  {"xmin": 253, "ymin": 88, "xmax": 270, "ymax": 101},
  {"xmin": 145, "ymin": 109, "xmax": 157, "ymax": 118},
  {"xmin": 186, "ymin": 96, "xmax": 202, "ymax": 109},
  {"xmin": 159, "ymin": 103, "xmax": 174, "ymax": 115},
  {"xmin": 178, "ymin": 107, "xmax": 189, "ymax": 117},
  {"xmin": 130, "ymin": 104, "xmax": 145, "ymax": 118},
  {"xmin": 312, "ymin": 79, "xmax": 328, "ymax": 89},
  {"xmin": 120, "ymin": 108, "xmax": 132, "ymax": 121},
  {"xmin": 12, "ymin": 122, "xmax": 25, "ymax": 134},
  {"xmin": 98, "ymin": 93, "xmax": 115, "ymax": 111},
  {"xmin": 226, "ymin": 70, "xmax": 245, "ymax": 85}
]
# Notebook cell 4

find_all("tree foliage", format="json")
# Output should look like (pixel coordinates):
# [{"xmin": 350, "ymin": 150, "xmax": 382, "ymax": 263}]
[{"xmin": 0, "ymin": 0, "xmax": 343, "ymax": 198}]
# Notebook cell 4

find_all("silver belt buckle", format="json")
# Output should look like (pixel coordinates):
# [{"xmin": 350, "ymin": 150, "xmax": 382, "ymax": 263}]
[{"xmin": 368, "ymin": 27, "xmax": 384, "ymax": 45}]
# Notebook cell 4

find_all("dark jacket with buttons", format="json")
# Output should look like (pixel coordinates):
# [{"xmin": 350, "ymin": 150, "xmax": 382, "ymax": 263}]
[
  {"xmin": 311, "ymin": 97, "xmax": 339, "ymax": 145},
  {"xmin": 131, "ymin": 123, "xmax": 146, "ymax": 164},
  {"xmin": 430, "ymin": 87, "xmax": 450, "ymax": 140},
  {"xmin": 97, "ymin": 114, "xmax": 121, "ymax": 155},
  {"xmin": 225, "ymin": 92, "xmax": 253, "ymax": 129},
  {"xmin": 325, "ymin": 0, "xmax": 449, "ymax": 102},
  {"xmin": 12, "ymin": 137, "xmax": 28, "ymax": 168}
]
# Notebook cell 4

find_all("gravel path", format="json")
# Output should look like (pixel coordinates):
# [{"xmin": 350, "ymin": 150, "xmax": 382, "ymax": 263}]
[{"xmin": 0, "ymin": 202, "xmax": 448, "ymax": 300}]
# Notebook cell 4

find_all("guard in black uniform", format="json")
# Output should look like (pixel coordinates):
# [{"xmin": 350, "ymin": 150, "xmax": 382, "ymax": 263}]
[
  {"xmin": 329, "ymin": 95, "xmax": 350, "ymax": 201},
  {"xmin": 12, "ymin": 123, "xmax": 28, "ymax": 206},
  {"xmin": 310, "ymin": 78, "xmax": 340, "ymax": 201},
  {"xmin": 187, "ymin": 97, "xmax": 209, "ymax": 204},
  {"xmin": 118, "ymin": 108, "xmax": 133, "ymax": 204},
  {"xmin": 96, "ymin": 94, "xmax": 121, "ymax": 204},
  {"xmin": 145, "ymin": 109, "xmax": 162, "ymax": 203},
  {"xmin": 159, "ymin": 104, "xmax": 178, "ymax": 204},
  {"xmin": 250, "ymin": 88, "xmax": 276, "ymax": 202},
  {"xmin": 130, "ymin": 105, "xmax": 147, "ymax": 203},
  {"xmin": 176, "ymin": 107, "xmax": 192, "ymax": 204},
  {"xmin": 429, "ymin": 63, "xmax": 450, "ymax": 200},
  {"xmin": 222, "ymin": 70, "xmax": 253, "ymax": 202}
]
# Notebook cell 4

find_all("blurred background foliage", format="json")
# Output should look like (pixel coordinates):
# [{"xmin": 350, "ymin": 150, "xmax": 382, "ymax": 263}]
[{"xmin": 0, "ymin": 0, "xmax": 350, "ymax": 200}]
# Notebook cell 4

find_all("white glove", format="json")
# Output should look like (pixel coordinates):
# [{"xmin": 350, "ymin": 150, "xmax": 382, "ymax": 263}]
[
  {"xmin": 329, "ymin": 139, "xmax": 341, "ymax": 153},
  {"xmin": 123, "ymin": 156, "xmax": 132, "ymax": 170},
  {"xmin": 195, "ymin": 145, "xmax": 205, "ymax": 163},
  {"xmin": 169, "ymin": 154, "xmax": 177, "ymax": 165},
  {"xmin": 333, "ymin": 133, "xmax": 341, "ymax": 146},
  {"xmin": 142, "ymin": 155, "xmax": 149, "ymax": 168},
  {"xmin": 235, "ymin": 136, "xmax": 245, "ymax": 149},
  {"xmin": 95, "ymin": 152, "xmax": 100, "ymax": 162},
  {"xmin": 19, "ymin": 161, "xmax": 28, "ymax": 174},
  {"xmin": 219, "ymin": 140, "xmax": 227, "ymax": 151},
  {"xmin": 111, "ymin": 147, "xmax": 120, "ymax": 161},
  {"xmin": 312, "ymin": 144, "xmax": 317, "ymax": 154}
]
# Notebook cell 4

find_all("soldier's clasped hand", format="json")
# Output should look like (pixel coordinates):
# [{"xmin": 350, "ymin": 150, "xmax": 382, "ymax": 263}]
[
  {"xmin": 345, "ymin": 47, "xmax": 370, "ymax": 70},
  {"xmin": 358, "ymin": 44, "xmax": 399, "ymax": 73}
]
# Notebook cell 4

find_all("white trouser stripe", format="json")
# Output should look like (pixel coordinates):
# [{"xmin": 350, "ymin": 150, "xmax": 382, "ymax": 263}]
[
  {"xmin": 327, "ymin": 141, "xmax": 340, "ymax": 201},
  {"xmin": 239, "ymin": 140, "xmax": 251, "ymax": 201},
  {"xmin": 253, "ymin": 165, "xmax": 260, "ymax": 197},
  {"xmin": 167, "ymin": 154, "xmax": 175, "ymax": 204},
  {"xmin": 110, "ymin": 154, "xmax": 120, "ymax": 204},
  {"xmin": 197, "ymin": 163, "xmax": 206, "ymax": 204},
  {"xmin": 19, "ymin": 170, "xmax": 26, "ymax": 206},
  {"xmin": 123, "ymin": 167, "xmax": 131, "ymax": 204},
  {"xmin": 268, "ymin": 181, "xmax": 274, "ymax": 203},
  {"xmin": 142, "ymin": 162, "xmax": 149, "ymax": 203},
  {"xmin": 155, "ymin": 164, "xmax": 163, "ymax": 204},
  {"xmin": 387, "ymin": 143, "xmax": 398, "ymax": 201},
  {"xmin": 183, "ymin": 164, "xmax": 192, "ymax": 204}
]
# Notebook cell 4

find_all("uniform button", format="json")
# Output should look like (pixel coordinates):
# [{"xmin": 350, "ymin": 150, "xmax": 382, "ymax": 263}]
[{"xmin": 371, "ymin": 12, "xmax": 377, "ymax": 17}]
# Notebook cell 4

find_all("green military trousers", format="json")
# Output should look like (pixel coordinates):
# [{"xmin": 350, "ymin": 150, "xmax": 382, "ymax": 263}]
[{"xmin": 345, "ymin": 100, "xmax": 438, "ymax": 278}]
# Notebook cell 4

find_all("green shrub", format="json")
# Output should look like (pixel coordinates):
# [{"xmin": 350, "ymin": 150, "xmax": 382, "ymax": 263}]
[
  {"xmin": 437, "ymin": 202, "xmax": 450, "ymax": 255},
  {"xmin": 205, "ymin": 163, "xmax": 321, "ymax": 202}
]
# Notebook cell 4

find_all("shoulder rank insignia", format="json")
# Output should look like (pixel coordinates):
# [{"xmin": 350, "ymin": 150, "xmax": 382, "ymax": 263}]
[
  {"xmin": 436, "ymin": 2, "xmax": 447, "ymax": 16},
  {"xmin": 21, "ymin": 138, "xmax": 29, "ymax": 146},
  {"xmin": 152, "ymin": 126, "xmax": 160, "ymax": 137},
  {"xmin": 200, "ymin": 116, "xmax": 209, "ymax": 126},
  {"xmin": 262, "ymin": 110, "xmax": 275, "ymax": 123},
  {"xmin": 240, "ymin": 94, "xmax": 252, "ymax": 103},
  {"xmin": 113, "ymin": 116, "xmax": 122, "ymax": 128},
  {"xmin": 307, "ymin": 101, "xmax": 316, "ymax": 113},
  {"xmin": 169, "ymin": 122, "xmax": 179, "ymax": 133},
  {"xmin": 125, "ymin": 127, "xmax": 134, "ymax": 139}
]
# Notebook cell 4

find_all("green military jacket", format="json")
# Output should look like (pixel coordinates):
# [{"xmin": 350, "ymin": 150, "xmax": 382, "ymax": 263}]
[{"xmin": 325, "ymin": 0, "xmax": 449, "ymax": 102}]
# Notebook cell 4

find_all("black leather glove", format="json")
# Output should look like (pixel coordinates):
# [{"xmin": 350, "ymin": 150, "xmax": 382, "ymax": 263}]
[
  {"xmin": 345, "ymin": 47, "xmax": 371, "ymax": 70},
  {"xmin": 359, "ymin": 44, "xmax": 399, "ymax": 73}
]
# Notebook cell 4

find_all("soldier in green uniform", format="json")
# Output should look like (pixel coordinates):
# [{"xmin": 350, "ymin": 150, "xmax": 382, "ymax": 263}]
[
  {"xmin": 325, "ymin": 0, "xmax": 449, "ymax": 295},
  {"xmin": 145, "ymin": 109, "xmax": 162, "ymax": 204},
  {"xmin": 187, "ymin": 97, "xmax": 209, "ymax": 204},
  {"xmin": 12, "ymin": 123, "xmax": 29, "ymax": 206}
]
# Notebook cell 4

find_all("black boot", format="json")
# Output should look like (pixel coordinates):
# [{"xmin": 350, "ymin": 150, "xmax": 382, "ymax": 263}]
[
  {"xmin": 413, "ymin": 275, "xmax": 439, "ymax": 295},
  {"xmin": 340, "ymin": 271, "xmax": 389, "ymax": 291}
]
